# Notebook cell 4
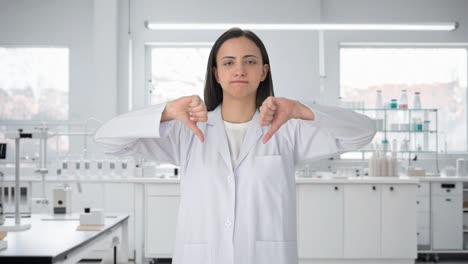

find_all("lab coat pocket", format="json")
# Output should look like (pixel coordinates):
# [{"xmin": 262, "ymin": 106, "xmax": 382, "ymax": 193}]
[
  {"xmin": 182, "ymin": 243, "xmax": 210, "ymax": 264},
  {"xmin": 254, "ymin": 155, "xmax": 287, "ymax": 181},
  {"xmin": 255, "ymin": 240, "xmax": 298, "ymax": 264}
]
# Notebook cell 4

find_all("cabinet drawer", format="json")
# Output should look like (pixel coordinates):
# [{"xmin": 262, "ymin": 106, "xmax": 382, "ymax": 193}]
[
  {"xmin": 431, "ymin": 182, "xmax": 462, "ymax": 196},
  {"xmin": 417, "ymin": 183, "xmax": 430, "ymax": 196},
  {"xmin": 417, "ymin": 212, "xmax": 430, "ymax": 228},
  {"xmin": 417, "ymin": 228, "xmax": 430, "ymax": 245},
  {"xmin": 416, "ymin": 197, "xmax": 429, "ymax": 212}
]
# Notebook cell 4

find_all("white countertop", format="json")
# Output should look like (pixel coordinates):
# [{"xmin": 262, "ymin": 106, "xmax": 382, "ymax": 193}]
[
  {"xmin": 417, "ymin": 176, "xmax": 468, "ymax": 182},
  {"xmin": 295, "ymin": 176, "xmax": 419, "ymax": 184},
  {"xmin": 4, "ymin": 175, "xmax": 468, "ymax": 184}
]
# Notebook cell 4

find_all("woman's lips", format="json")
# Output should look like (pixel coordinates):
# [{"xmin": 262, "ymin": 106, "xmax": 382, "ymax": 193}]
[{"xmin": 231, "ymin": 80, "xmax": 248, "ymax": 84}]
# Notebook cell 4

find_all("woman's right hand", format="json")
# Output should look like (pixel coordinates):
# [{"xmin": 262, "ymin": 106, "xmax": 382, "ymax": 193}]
[{"xmin": 162, "ymin": 95, "xmax": 208, "ymax": 142}]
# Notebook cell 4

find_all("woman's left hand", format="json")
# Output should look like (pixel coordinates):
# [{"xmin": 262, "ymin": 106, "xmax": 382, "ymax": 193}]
[{"xmin": 259, "ymin": 96, "xmax": 315, "ymax": 144}]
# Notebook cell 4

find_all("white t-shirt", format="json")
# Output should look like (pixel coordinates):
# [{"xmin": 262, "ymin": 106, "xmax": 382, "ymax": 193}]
[{"xmin": 223, "ymin": 120, "xmax": 250, "ymax": 168}]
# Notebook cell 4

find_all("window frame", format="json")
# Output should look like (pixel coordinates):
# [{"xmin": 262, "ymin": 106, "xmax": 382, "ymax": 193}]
[{"xmin": 144, "ymin": 42, "xmax": 213, "ymax": 107}]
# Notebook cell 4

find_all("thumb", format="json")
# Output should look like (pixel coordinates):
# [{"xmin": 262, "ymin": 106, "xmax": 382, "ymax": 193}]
[
  {"xmin": 262, "ymin": 124, "xmax": 279, "ymax": 144},
  {"xmin": 186, "ymin": 121, "xmax": 205, "ymax": 142}
]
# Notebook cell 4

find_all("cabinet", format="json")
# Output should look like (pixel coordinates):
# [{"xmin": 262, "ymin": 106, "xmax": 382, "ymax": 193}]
[
  {"xmin": 297, "ymin": 182, "xmax": 417, "ymax": 260},
  {"xmin": 431, "ymin": 182, "xmax": 463, "ymax": 250},
  {"xmin": 144, "ymin": 183, "xmax": 180, "ymax": 258},
  {"xmin": 381, "ymin": 184, "xmax": 417, "ymax": 258},
  {"xmin": 297, "ymin": 184, "xmax": 343, "ymax": 258},
  {"xmin": 343, "ymin": 185, "xmax": 381, "ymax": 258}
]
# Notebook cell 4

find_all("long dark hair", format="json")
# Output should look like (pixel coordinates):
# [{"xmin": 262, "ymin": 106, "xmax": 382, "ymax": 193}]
[{"xmin": 204, "ymin": 28, "xmax": 274, "ymax": 111}]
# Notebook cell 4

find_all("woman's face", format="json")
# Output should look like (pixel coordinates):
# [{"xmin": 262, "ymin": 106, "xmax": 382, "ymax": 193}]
[{"xmin": 214, "ymin": 36, "xmax": 269, "ymax": 103}]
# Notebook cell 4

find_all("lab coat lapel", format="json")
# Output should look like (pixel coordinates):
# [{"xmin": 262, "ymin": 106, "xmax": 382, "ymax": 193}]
[
  {"xmin": 235, "ymin": 111, "xmax": 263, "ymax": 170},
  {"xmin": 207, "ymin": 106, "xmax": 233, "ymax": 172}
]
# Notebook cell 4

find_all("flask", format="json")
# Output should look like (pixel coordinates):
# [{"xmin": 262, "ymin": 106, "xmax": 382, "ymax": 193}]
[
  {"xmin": 413, "ymin": 92, "xmax": 421, "ymax": 109},
  {"xmin": 399, "ymin": 90, "xmax": 408, "ymax": 109}
]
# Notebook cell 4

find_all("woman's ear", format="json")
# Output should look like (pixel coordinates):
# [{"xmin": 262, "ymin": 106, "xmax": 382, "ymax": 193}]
[
  {"xmin": 261, "ymin": 64, "xmax": 269, "ymax": 81},
  {"xmin": 213, "ymin": 67, "xmax": 220, "ymax": 83}
]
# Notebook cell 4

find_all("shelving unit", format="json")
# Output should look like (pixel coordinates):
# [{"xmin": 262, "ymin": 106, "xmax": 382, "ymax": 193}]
[{"xmin": 350, "ymin": 108, "xmax": 439, "ymax": 173}]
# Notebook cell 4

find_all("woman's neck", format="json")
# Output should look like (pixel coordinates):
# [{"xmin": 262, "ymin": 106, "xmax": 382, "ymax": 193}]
[{"xmin": 221, "ymin": 98, "xmax": 256, "ymax": 123}]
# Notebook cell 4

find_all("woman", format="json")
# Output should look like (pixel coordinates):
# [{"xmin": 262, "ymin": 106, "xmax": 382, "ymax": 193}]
[{"xmin": 95, "ymin": 28, "xmax": 376, "ymax": 264}]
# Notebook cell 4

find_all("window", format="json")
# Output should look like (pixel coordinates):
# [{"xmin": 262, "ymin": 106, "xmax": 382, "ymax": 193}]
[
  {"xmin": 144, "ymin": 45, "xmax": 211, "ymax": 170},
  {"xmin": 0, "ymin": 47, "xmax": 69, "ymax": 120},
  {"xmin": 340, "ymin": 47, "xmax": 467, "ymax": 153},
  {"xmin": 0, "ymin": 47, "xmax": 70, "ymax": 163},
  {"xmin": 148, "ymin": 46, "xmax": 211, "ymax": 105}
]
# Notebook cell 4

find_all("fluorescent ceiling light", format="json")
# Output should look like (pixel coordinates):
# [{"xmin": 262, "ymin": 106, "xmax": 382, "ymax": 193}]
[{"xmin": 145, "ymin": 22, "xmax": 457, "ymax": 31}]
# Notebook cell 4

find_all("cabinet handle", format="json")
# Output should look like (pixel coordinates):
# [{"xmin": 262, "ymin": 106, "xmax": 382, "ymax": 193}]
[
  {"xmin": 372, "ymin": 186, "xmax": 376, "ymax": 191},
  {"xmin": 446, "ymin": 198, "xmax": 452, "ymax": 202},
  {"xmin": 390, "ymin": 186, "xmax": 394, "ymax": 191},
  {"xmin": 334, "ymin": 186, "xmax": 339, "ymax": 191},
  {"xmin": 417, "ymin": 201, "xmax": 420, "ymax": 204}
]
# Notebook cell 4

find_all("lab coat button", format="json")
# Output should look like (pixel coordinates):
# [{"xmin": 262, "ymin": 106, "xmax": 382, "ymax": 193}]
[{"xmin": 225, "ymin": 219, "xmax": 232, "ymax": 227}]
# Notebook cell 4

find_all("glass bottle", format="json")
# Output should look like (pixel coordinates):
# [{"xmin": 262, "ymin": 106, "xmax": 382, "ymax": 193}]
[
  {"xmin": 399, "ymin": 90, "xmax": 408, "ymax": 109},
  {"xmin": 413, "ymin": 92, "xmax": 421, "ymax": 109},
  {"xmin": 376, "ymin": 90, "xmax": 383, "ymax": 109},
  {"xmin": 390, "ymin": 99, "xmax": 398, "ymax": 109}
]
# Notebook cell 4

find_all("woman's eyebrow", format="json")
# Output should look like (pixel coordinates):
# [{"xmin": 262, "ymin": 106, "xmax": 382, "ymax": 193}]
[{"xmin": 221, "ymin": 55, "xmax": 258, "ymax": 59}]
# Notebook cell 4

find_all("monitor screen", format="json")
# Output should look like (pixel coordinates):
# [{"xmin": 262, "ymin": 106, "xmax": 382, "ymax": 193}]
[{"xmin": 0, "ymin": 143, "xmax": 6, "ymax": 159}]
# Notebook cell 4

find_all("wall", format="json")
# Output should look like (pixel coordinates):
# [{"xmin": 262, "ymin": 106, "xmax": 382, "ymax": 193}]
[
  {"xmin": 1, "ymin": 0, "xmax": 468, "ymax": 156},
  {"xmin": 122, "ymin": 0, "xmax": 468, "ymax": 110},
  {"xmin": 126, "ymin": 0, "xmax": 322, "ymax": 111}
]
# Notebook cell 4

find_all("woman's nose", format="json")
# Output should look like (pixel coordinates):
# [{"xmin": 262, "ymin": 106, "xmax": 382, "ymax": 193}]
[{"xmin": 234, "ymin": 64, "xmax": 246, "ymax": 76}]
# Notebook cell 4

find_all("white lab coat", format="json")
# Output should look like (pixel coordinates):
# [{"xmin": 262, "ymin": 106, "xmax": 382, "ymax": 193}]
[{"xmin": 94, "ymin": 102, "xmax": 376, "ymax": 264}]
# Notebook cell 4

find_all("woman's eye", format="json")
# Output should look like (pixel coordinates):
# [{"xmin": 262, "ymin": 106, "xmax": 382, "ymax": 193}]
[
  {"xmin": 223, "ymin": 61, "xmax": 233, "ymax": 66},
  {"xmin": 246, "ymin": 60, "xmax": 257, "ymax": 65}
]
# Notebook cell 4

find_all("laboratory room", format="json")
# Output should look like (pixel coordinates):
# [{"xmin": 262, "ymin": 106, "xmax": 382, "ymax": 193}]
[{"xmin": 1, "ymin": 0, "xmax": 468, "ymax": 263}]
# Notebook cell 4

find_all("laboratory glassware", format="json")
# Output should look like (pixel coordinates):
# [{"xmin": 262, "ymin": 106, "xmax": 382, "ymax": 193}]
[
  {"xmin": 413, "ymin": 92, "xmax": 421, "ymax": 109},
  {"xmin": 399, "ymin": 90, "xmax": 408, "ymax": 109}
]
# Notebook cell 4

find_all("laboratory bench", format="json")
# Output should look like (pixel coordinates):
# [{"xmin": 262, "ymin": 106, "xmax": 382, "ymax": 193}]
[
  {"xmin": 2, "ymin": 174, "xmax": 468, "ymax": 263},
  {"xmin": 0, "ymin": 213, "xmax": 129, "ymax": 264}
]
